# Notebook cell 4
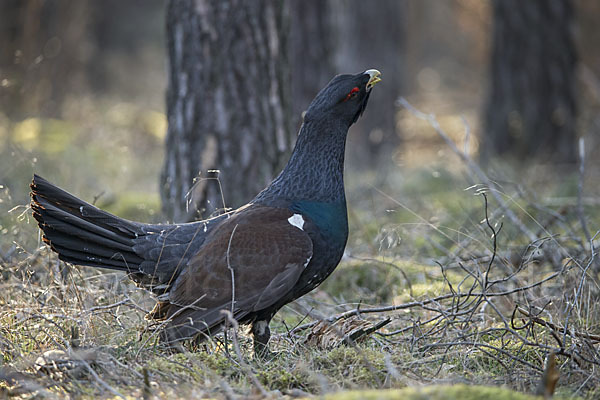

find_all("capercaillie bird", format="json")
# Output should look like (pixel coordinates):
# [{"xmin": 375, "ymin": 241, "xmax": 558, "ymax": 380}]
[{"xmin": 30, "ymin": 69, "xmax": 381, "ymax": 357}]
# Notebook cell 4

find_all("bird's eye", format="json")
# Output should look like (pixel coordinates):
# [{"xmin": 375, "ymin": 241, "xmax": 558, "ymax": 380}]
[{"xmin": 343, "ymin": 87, "xmax": 360, "ymax": 102}]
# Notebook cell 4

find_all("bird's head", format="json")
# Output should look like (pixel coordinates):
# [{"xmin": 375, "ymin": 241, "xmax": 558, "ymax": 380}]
[{"xmin": 304, "ymin": 69, "xmax": 382, "ymax": 127}]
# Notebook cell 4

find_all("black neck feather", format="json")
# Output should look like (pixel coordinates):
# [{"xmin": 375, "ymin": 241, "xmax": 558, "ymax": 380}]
[{"xmin": 254, "ymin": 118, "xmax": 348, "ymax": 204}]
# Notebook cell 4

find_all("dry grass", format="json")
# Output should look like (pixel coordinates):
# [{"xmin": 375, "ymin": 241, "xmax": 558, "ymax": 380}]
[{"xmin": 1, "ymin": 101, "xmax": 600, "ymax": 399}]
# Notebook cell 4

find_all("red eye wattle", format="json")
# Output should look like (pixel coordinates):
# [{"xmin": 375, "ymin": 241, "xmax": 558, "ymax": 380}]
[{"xmin": 343, "ymin": 87, "xmax": 360, "ymax": 102}]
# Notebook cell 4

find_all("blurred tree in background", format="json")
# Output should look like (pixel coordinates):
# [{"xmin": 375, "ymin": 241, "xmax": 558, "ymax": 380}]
[
  {"xmin": 0, "ymin": 0, "xmax": 165, "ymax": 120},
  {"xmin": 3, "ymin": 0, "xmax": 600, "ymax": 219},
  {"xmin": 160, "ymin": 0, "xmax": 293, "ymax": 222},
  {"xmin": 0, "ymin": 0, "xmax": 91, "ymax": 119},
  {"xmin": 482, "ymin": 0, "xmax": 578, "ymax": 164}
]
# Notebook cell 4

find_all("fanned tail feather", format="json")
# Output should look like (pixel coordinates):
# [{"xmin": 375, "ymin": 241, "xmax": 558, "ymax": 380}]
[{"xmin": 30, "ymin": 174, "xmax": 145, "ymax": 272}]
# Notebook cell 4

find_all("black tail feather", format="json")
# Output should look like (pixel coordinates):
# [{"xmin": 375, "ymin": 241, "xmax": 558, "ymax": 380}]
[
  {"xmin": 30, "ymin": 174, "xmax": 145, "ymax": 272},
  {"xmin": 35, "ymin": 211, "xmax": 134, "ymax": 253},
  {"xmin": 52, "ymin": 246, "xmax": 140, "ymax": 272}
]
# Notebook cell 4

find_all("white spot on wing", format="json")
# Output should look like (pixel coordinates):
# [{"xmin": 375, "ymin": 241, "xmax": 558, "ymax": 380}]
[
  {"xmin": 287, "ymin": 214, "xmax": 304, "ymax": 231},
  {"xmin": 79, "ymin": 206, "xmax": 84, "ymax": 214}
]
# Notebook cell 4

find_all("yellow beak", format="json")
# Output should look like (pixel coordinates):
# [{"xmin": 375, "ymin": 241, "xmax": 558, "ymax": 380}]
[{"xmin": 365, "ymin": 69, "xmax": 382, "ymax": 90}]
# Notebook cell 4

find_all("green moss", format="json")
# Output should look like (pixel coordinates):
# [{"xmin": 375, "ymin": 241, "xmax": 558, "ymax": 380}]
[
  {"xmin": 143, "ymin": 355, "xmax": 202, "ymax": 384},
  {"xmin": 143, "ymin": 350, "xmax": 235, "ymax": 381},
  {"xmin": 256, "ymin": 365, "xmax": 309, "ymax": 392},
  {"xmin": 317, "ymin": 384, "xmax": 549, "ymax": 400},
  {"xmin": 311, "ymin": 346, "xmax": 388, "ymax": 387},
  {"xmin": 408, "ymin": 281, "xmax": 446, "ymax": 298}
]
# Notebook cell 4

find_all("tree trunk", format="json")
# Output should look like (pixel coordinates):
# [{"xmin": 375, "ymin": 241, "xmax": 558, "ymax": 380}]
[
  {"xmin": 161, "ymin": 0, "xmax": 293, "ymax": 222},
  {"xmin": 482, "ymin": 0, "xmax": 577, "ymax": 164}
]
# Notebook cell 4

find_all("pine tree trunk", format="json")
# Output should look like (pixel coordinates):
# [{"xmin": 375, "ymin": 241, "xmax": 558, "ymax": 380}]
[
  {"xmin": 161, "ymin": 0, "xmax": 293, "ymax": 222},
  {"xmin": 482, "ymin": 0, "xmax": 577, "ymax": 163}
]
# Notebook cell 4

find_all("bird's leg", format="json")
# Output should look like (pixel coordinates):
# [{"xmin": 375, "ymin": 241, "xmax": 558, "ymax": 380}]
[{"xmin": 251, "ymin": 320, "xmax": 271, "ymax": 359}]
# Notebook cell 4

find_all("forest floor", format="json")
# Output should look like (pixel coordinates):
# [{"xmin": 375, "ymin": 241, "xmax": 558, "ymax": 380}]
[{"xmin": 1, "ymin": 100, "xmax": 599, "ymax": 399}]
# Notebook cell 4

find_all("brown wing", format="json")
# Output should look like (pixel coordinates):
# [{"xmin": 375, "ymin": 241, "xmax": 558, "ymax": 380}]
[{"xmin": 156, "ymin": 204, "xmax": 313, "ymax": 341}]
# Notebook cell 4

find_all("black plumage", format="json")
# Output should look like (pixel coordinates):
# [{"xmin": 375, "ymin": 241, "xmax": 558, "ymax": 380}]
[{"xmin": 30, "ymin": 69, "xmax": 381, "ymax": 356}]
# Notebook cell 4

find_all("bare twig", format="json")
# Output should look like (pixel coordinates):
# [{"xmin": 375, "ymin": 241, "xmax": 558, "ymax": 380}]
[
  {"xmin": 291, "ymin": 266, "xmax": 564, "ymax": 334},
  {"xmin": 577, "ymin": 138, "xmax": 592, "ymax": 244},
  {"xmin": 514, "ymin": 306, "xmax": 600, "ymax": 343},
  {"xmin": 226, "ymin": 224, "xmax": 239, "ymax": 314}
]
